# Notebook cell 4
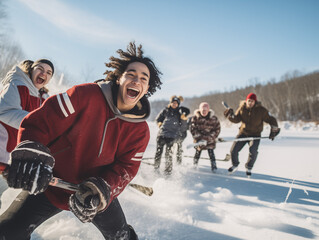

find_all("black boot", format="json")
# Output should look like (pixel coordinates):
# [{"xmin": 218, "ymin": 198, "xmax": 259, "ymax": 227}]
[
  {"xmin": 208, "ymin": 149, "xmax": 217, "ymax": 172},
  {"xmin": 211, "ymin": 160, "xmax": 217, "ymax": 172}
]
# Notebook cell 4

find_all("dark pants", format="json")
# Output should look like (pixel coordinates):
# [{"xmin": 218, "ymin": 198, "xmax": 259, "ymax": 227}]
[
  {"xmin": 0, "ymin": 191, "xmax": 133, "ymax": 240},
  {"xmin": 194, "ymin": 149, "xmax": 217, "ymax": 169},
  {"xmin": 175, "ymin": 138, "xmax": 185, "ymax": 164},
  {"xmin": 230, "ymin": 134, "xmax": 260, "ymax": 169},
  {"xmin": 154, "ymin": 136, "xmax": 175, "ymax": 173}
]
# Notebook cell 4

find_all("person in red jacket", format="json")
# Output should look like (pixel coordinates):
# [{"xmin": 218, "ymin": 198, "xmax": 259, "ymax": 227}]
[
  {"xmin": 0, "ymin": 42, "xmax": 162, "ymax": 240},
  {"xmin": 0, "ymin": 59, "xmax": 54, "ymax": 164},
  {"xmin": 0, "ymin": 59, "xmax": 54, "ymax": 204}
]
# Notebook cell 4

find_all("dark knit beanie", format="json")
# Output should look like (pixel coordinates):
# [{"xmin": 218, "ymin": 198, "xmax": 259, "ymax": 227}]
[
  {"xmin": 31, "ymin": 59, "xmax": 54, "ymax": 75},
  {"xmin": 171, "ymin": 96, "xmax": 180, "ymax": 105},
  {"xmin": 246, "ymin": 93, "xmax": 257, "ymax": 101}
]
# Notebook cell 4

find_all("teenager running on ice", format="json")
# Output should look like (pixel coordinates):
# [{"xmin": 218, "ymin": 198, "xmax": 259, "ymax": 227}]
[
  {"xmin": 224, "ymin": 93, "xmax": 280, "ymax": 176},
  {"xmin": 190, "ymin": 102, "xmax": 221, "ymax": 172},
  {"xmin": 154, "ymin": 95, "xmax": 184, "ymax": 174},
  {"xmin": 0, "ymin": 42, "xmax": 162, "ymax": 240}
]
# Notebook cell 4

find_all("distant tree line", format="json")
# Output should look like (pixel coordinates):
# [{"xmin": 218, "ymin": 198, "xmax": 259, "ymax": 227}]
[
  {"xmin": 1, "ymin": 3, "xmax": 318, "ymax": 122},
  {"xmin": 0, "ymin": 1, "xmax": 74, "ymax": 90},
  {"xmin": 150, "ymin": 71, "xmax": 319, "ymax": 122}
]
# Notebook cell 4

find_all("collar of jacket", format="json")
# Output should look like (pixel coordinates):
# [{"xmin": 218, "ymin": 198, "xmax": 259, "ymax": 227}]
[
  {"xmin": 240, "ymin": 100, "xmax": 262, "ymax": 109},
  {"xmin": 1, "ymin": 66, "xmax": 40, "ymax": 97},
  {"xmin": 194, "ymin": 109, "xmax": 215, "ymax": 119},
  {"xmin": 97, "ymin": 80, "xmax": 150, "ymax": 123}
]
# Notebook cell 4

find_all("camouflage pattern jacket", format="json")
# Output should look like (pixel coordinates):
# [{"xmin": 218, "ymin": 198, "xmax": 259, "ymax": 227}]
[{"xmin": 190, "ymin": 109, "xmax": 220, "ymax": 150}]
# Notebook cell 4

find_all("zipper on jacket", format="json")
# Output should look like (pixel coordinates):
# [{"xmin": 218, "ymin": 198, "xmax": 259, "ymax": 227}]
[{"xmin": 98, "ymin": 117, "xmax": 117, "ymax": 157}]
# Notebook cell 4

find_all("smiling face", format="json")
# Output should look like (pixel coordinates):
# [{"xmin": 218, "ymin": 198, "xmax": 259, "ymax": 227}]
[
  {"xmin": 170, "ymin": 101, "xmax": 179, "ymax": 109},
  {"xmin": 199, "ymin": 103, "xmax": 210, "ymax": 117},
  {"xmin": 31, "ymin": 63, "xmax": 53, "ymax": 89},
  {"xmin": 117, "ymin": 62, "xmax": 150, "ymax": 112},
  {"xmin": 246, "ymin": 99, "xmax": 256, "ymax": 109}
]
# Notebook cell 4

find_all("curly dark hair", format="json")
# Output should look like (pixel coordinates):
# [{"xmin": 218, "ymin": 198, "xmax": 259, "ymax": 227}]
[{"xmin": 104, "ymin": 42, "xmax": 162, "ymax": 97}]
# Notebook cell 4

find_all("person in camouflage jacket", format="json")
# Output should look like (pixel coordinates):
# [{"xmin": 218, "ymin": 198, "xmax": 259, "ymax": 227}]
[{"xmin": 190, "ymin": 102, "xmax": 220, "ymax": 171}]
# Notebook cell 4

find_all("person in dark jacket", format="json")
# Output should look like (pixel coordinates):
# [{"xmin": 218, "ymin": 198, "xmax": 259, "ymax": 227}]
[
  {"xmin": 154, "ymin": 95, "xmax": 184, "ymax": 174},
  {"xmin": 0, "ymin": 42, "xmax": 162, "ymax": 240},
  {"xmin": 224, "ymin": 93, "xmax": 280, "ymax": 176},
  {"xmin": 190, "ymin": 102, "xmax": 221, "ymax": 171}
]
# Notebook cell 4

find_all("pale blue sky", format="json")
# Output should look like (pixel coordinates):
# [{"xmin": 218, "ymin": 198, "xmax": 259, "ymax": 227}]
[{"xmin": 4, "ymin": 0, "xmax": 319, "ymax": 100}]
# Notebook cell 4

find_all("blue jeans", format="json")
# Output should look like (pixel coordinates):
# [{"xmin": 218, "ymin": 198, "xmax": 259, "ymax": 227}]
[{"xmin": 230, "ymin": 133, "xmax": 260, "ymax": 169}]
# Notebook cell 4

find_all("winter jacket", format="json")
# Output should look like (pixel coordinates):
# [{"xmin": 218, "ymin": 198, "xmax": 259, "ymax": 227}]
[
  {"xmin": 190, "ymin": 110, "xmax": 221, "ymax": 149},
  {"xmin": 227, "ymin": 100, "xmax": 278, "ymax": 136},
  {"xmin": 18, "ymin": 81, "xmax": 150, "ymax": 211},
  {"xmin": 156, "ymin": 106, "xmax": 182, "ymax": 139},
  {"xmin": 177, "ymin": 118, "xmax": 189, "ymax": 141},
  {"xmin": 176, "ymin": 106, "xmax": 191, "ymax": 141},
  {"xmin": 0, "ymin": 66, "xmax": 48, "ymax": 163}
]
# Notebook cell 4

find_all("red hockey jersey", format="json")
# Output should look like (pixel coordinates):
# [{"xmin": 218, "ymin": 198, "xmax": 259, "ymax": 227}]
[{"xmin": 18, "ymin": 81, "xmax": 150, "ymax": 210}]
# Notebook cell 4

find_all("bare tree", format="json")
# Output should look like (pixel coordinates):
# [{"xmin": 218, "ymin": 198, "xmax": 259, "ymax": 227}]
[{"xmin": 0, "ymin": 1, "xmax": 24, "ymax": 82}]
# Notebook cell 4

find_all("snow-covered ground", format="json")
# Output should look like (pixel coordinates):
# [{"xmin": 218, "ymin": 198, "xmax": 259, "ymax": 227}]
[{"xmin": 1, "ymin": 121, "xmax": 318, "ymax": 240}]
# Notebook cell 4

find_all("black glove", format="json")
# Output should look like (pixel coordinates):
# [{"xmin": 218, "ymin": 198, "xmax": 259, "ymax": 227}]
[
  {"xmin": 269, "ymin": 126, "xmax": 280, "ymax": 140},
  {"xmin": 224, "ymin": 108, "xmax": 234, "ymax": 118},
  {"xmin": 7, "ymin": 140, "xmax": 55, "ymax": 195},
  {"xmin": 179, "ymin": 106, "xmax": 190, "ymax": 117},
  {"xmin": 69, "ymin": 177, "xmax": 111, "ymax": 223}
]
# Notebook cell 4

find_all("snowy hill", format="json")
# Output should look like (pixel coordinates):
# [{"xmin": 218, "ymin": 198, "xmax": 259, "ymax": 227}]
[{"xmin": 1, "ymin": 121, "xmax": 319, "ymax": 240}]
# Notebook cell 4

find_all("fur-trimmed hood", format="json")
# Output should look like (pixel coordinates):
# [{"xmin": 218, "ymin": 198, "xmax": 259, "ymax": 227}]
[
  {"xmin": 239, "ymin": 100, "xmax": 262, "ymax": 109},
  {"xmin": 1, "ymin": 66, "xmax": 39, "ymax": 97},
  {"xmin": 193, "ymin": 109, "xmax": 215, "ymax": 119},
  {"xmin": 227, "ymin": 100, "xmax": 278, "ymax": 136}
]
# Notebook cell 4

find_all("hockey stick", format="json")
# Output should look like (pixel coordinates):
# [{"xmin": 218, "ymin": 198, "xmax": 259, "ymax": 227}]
[
  {"xmin": 141, "ymin": 161, "xmax": 155, "ymax": 166},
  {"xmin": 183, "ymin": 154, "xmax": 231, "ymax": 162},
  {"xmin": 222, "ymin": 101, "xmax": 230, "ymax": 109},
  {"xmin": 142, "ymin": 157, "xmax": 156, "ymax": 161},
  {"xmin": 186, "ymin": 140, "xmax": 207, "ymax": 149},
  {"xmin": 0, "ymin": 163, "xmax": 153, "ymax": 196},
  {"xmin": 218, "ymin": 136, "xmax": 270, "ymax": 142}
]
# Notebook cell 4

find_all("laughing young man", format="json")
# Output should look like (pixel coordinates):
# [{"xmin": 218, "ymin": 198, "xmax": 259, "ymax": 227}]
[{"xmin": 0, "ymin": 42, "xmax": 162, "ymax": 240}]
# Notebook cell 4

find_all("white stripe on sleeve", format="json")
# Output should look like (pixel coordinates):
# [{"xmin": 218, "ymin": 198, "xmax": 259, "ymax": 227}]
[
  {"xmin": 131, "ymin": 152, "xmax": 144, "ymax": 161},
  {"xmin": 56, "ymin": 94, "xmax": 68, "ymax": 117},
  {"xmin": 62, "ymin": 92, "xmax": 75, "ymax": 114},
  {"xmin": 135, "ymin": 152, "xmax": 144, "ymax": 157}
]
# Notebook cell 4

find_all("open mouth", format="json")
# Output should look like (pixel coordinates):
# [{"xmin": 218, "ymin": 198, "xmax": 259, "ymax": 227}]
[
  {"xmin": 36, "ymin": 77, "xmax": 45, "ymax": 85},
  {"xmin": 127, "ymin": 87, "xmax": 139, "ymax": 99}
]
